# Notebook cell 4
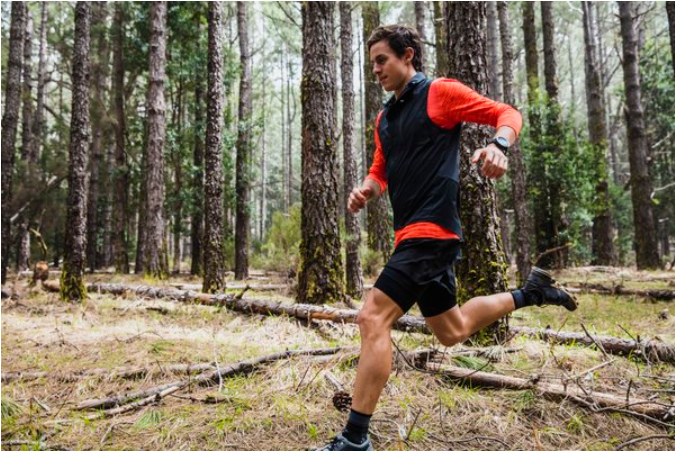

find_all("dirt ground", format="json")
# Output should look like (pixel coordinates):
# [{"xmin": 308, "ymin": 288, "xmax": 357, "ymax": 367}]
[{"xmin": 1, "ymin": 267, "xmax": 674, "ymax": 450}]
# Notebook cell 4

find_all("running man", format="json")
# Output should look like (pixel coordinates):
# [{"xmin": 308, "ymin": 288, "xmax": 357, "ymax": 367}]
[{"xmin": 319, "ymin": 25, "xmax": 577, "ymax": 451}]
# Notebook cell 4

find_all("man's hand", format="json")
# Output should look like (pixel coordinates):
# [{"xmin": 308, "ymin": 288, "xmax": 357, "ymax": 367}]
[
  {"xmin": 471, "ymin": 144, "xmax": 508, "ymax": 179},
  {"xmin": 348, "ymin": 186, "xmax": 372, "ymax": 213}
]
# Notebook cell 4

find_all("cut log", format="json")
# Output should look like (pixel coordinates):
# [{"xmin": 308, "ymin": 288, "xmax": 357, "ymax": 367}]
[
  {"xmin": 571, "ymin": 283, "xmax": 675, "ymax": 301},
  {"xmin": 510, "ymin": 326, "xmax": 675, "ymax": 363},
  {"xmin": 2, "ymin": 362, "xmax": 219, "ymax": 384},
  {"xmin": 169, "ymin": 282, "xmax": 286, "ymax": 291},
  {"xmin": 76, "ymin": 346, "xmax": 351, "ymax": 413},
  {"xmin": 425, "ymin": 363, "xmax": 674, "ymax": 422},
  {"xmin": 41, "ymin": 281, "xmax": 675, "ymax": 363}
]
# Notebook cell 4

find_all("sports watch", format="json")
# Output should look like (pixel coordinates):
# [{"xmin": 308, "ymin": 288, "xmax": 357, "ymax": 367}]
[{"xmin": 489, "ymin": 136, "xmax": 509, "ymax": 155}]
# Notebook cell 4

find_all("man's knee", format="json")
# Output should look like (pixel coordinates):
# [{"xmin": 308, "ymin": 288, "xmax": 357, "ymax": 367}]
[
  {"xmin": 435, "ymin": 329, "xmax": 468, "ymax": 347},
  {"xmin": 357, "ymin": 289, "xmax": 399, "ymax": 339}
]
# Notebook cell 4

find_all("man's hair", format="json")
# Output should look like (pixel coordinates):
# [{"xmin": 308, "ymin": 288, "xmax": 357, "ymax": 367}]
[{"xmin": 367, "ymin": 24, "xmax": 424, "ymax": 72}]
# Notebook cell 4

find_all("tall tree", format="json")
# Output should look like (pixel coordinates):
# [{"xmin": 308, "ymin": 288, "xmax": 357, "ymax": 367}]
[
  {"xmin": 540, "ymin": 1, "xmax": 567, "ymax": 268},
  {"xmin": 582, "ymin": 1, "xmax": 615, "ymax": 265},
  {"xmin": 202, "ymin": 1, "xmax": 226, "ymax": 293},
  {"xmin": 33, "ymin": 2, "xmax": 47, "ymax": 162},
  {"xmin": 341, "ymin": 1, "xmax": 363, "ymax": 298},
  {"xmin": 414, "ymin": 1, "xmax": 426, "ymax": 74},
  {"xmin": 362, "ymin": 1, "xmax": 391, "ymax": 261},
  {"xmin": 112, "ymin": 3, "xmax": 129, "ymax": 273},
  {"xmin": 86, "ymin": 2, "xmax": 110, "ymax": 272},
  {"xmin": 498, "ymin": 1, "xmax": 531, "ymax": 284},
  {"xmin": 667, "ymin": 2, "xmax": 675, "ymax": 80},
  {"xmin": 486, "ymin": 1, "xmax": 501, "ymax": 101},
  {"xmin": 17, "ymin": 5, "xmax": 34, "ymax": 272},
  {"xmin": 60, "ymin": 1, "xmax": 92, "ymax": 302},
  {"xmin": 618, "ymin": 2, "xmax": 661, "ymax": 269},
  {"xmin": 445, "ymin": 3, "xmax": 508, "ymax": 326},
  {"xmin": 143, "ymin": 1, "xmax": 168, "ymax": 278},
  {"xmin": 433, "ymin": 1, "xmax": 448, "ymax": 77},
  {"xmin": 1, "ymin": 3, "xmax": 25, "ymax": 284},
  {"xmin": 235, "ymin": 1, "xmax": 252, "ymax": 280},
  {"xmin": 190, "ymin": 17, "xmax": 205, "ymax": 276},
  {"xmin": 298, "ymin": 1, "xmax": 344, "ymax": 305}
]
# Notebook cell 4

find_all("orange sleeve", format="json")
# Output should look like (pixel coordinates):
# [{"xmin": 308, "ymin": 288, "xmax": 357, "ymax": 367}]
[
  {"xmin": 427, "ymin": 78, "xmax": 523, "ymax": 137},
  {"xmin": 365, "ymin": 111, "xmax": 388, "ymax": 193}
]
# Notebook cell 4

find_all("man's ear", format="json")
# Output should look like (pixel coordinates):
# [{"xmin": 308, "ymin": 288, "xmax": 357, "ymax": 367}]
[{"xmin": 404, "ymin": 47, "xmax": 415, "ymax": 65}]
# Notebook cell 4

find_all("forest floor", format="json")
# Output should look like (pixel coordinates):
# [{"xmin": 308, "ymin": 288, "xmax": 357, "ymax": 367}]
[{"xmin": 1, "ymin": 267, "xmax": 674, "ymax": 451}]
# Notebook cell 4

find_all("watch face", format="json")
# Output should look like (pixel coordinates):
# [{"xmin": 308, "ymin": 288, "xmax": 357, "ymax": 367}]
[{"xmin": 495, "ymin": 136, "xmax": 509, "ymax": 148}]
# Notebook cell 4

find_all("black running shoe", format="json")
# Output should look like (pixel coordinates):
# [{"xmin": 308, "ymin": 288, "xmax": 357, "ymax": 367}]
[
  {"xmin": 522, "ymin": 267, "xmax": 578, "ymax": 311},
  {"xmin": 317, "ymin": 434, "xmax": 373, "ymax": 451}
]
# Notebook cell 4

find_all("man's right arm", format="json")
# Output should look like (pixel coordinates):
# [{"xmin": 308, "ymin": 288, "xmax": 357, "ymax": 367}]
[{"xmin": 349, "ymin": 111, "xmax": 387, "ymax": 213}]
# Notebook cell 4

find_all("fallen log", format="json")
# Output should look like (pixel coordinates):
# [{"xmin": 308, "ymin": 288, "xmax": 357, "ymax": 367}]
[
  {"xmin": 425, "ymin": 362, "xmax": 674, "ymax": 422},
  {"xmin": 2, "ymin": 362, "xmax": 219, "ymax": 384},
  {"xmin": 76, "ymin": 346, "xmax": 351, "ymax": 412},
  {"xmin": 571, "ymin": 283, "xmax": 675, "ymax": 301},
  {"xmin": 41, "ymin": 281, "xmax": 675, "ymax": 363},
  {"xmin": 510, "ymin": 326, "xmax": 675, "ymax": 363},
  {"xmin": 168, "ymin": 283, "xmax": 286, "ymax": 292}
]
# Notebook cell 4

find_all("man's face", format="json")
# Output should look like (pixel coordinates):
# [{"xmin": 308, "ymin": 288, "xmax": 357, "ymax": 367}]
[{"xmin": 369, "ymin": 40, "xmax": 413, "ymax": 93}]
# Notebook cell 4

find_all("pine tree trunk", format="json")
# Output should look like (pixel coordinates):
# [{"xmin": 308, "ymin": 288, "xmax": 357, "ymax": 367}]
[
  {"xmin": 33, "ymin": 2, "xmax": 47, "ymax": 163},
  {"xmin": 16, "ymin": 6, "xmax": 34, "ymax": 272},
  {"xmin": 235, "ymin": 1, "xmax": 252, "ymax": 280},
  {"xmin": 618, "ymin": 2, "xmax": 661, "ymax": 270},
  {"xmin": 414, "ymin": 1, "xmax": 426, "ymax": 74},
  {"xmin": 667, "ymin": 2, "xmax": 675, "ymax": 81},
  {"xmin": 582, "ymin": 1, "xmax": 615, "ymax": 266},
  {"xmin": 143, "ymin": 1, "xmax": 168, "ymax": 278},
  {"xmin": 1, "ymin": 3, "xmax": 25, "ymax": 283},
  {"xmin": 433, "ymin": 1, "xmax": 449, "ymax": 77},
  {"xmin": 362, "ymin": 1, "xmax": 392, "ymax": 261},
  {"xmin": 202, "ymin": 1, "xmax": 227, "ymax": 293},
  {"xmin": 171, "ymin": 75, "xmax": 184, "ymax": 275},
  {"xmin": 112, "ymin": 3, "xmax": 129, "ymax": 274},
  {"xmin": 86, "ymin": 2, "xmax": 109, "ymax": 273},
  {"xmin": 498, "ymin": 1, "xmax": 531, "ymax": 285},
  {"xmin": 540, "ymin": 1, "xmax": 567, "ymax": 269},
  {"xmin": 60, "ymin": 2, "xmax": 91, "ymax": 302},
  {"xmin": 341, "ymin": 2, "xmax": 364, "ymax": 299},
  {"xmin": 446, "ymin": 2, "xmax": 508, "ymax": 340},
  {"xmin": 298, "ymin": 1, "xmax": 344, "ymax": 305},
  {"xmin": 486, "ymin": 1, "xmax": 501, "ymax": 101},
  {"xmin": 190, "ymin": 65, "xmax": 204, "ymax": 276}
]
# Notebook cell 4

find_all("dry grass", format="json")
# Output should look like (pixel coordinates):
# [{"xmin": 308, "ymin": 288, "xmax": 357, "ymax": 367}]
[{"xmin": 1, "ymin": 267, "xmax": 674, "ymax": 450}]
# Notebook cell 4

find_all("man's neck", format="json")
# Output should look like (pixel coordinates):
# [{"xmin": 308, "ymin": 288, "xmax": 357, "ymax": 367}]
[{"xmin": 394, "ymin": 70, "xmax": 418, "ymax": 99}]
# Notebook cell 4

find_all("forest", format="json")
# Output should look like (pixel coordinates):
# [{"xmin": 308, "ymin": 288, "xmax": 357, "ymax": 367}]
[{"xmin": 1, "ymin": 1, "xmax": 674, "ymax": 451}]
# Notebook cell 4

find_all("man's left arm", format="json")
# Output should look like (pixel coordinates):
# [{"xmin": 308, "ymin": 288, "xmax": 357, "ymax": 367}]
[{"xmin": 428, "ymin": 79, "xmax": 523, "ymax": 179}]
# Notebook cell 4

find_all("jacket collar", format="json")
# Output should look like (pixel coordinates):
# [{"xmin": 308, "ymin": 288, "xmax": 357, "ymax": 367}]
[{"xmin": 384, "ymin": 72, "xmax": 426, "ymax": 108}]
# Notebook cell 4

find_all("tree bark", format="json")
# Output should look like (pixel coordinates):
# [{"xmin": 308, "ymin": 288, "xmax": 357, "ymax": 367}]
[
  {"xmin": 618, "ymin": 2, "xmax": 661, "ymax": 269},
  {"xmin": 486, "ymin": 1, "xmax": 501, "ymax": 101},
  {"xmin": 341, "ymin": 2, "xmax": 364, "ymax": 298},
  {"xmin": 1, "ymin": 3, "xmax": 25, "ymax": 283},
  {"xmin": 202, "ymin": 1, "xmax": 227, "ymax": 293},
  {"xmin": 235, "ymin": 1, "xmax": 252, "ymax": 280},
  {"xmin": 667, "ymin": 2, "xmax": 675, "ymax": 81},
  {"xmin": 362, "ymin": 1, "xmax": 392, "ymax": 261},
  {"xmin": 582, "ymin": 1, "xmax": 615, "ymax": 266},
  {"xmin": 60, "ymin": 1, "xmax": 91, "ymax": 302},
  {"xmin": 16, "ymin": 5, "xmax": 34, "ymax": 272},
  {"xmin": 433, "ymin": 1, "xmax": 449, "ymax": 77},
  {"xmin": 112, "ymin": 3, "xmax": 129, "ymax": 274},
  {"xmin": 33, "ymin": 2, "xmax": 47, "ymax": 163},
  {"xmin": 414, "ymin": 1, "xmax": 426, "ymax": 74},
  {"xmin": 498, "ymin": 1, "xmax": 531, "ymax": 285},
  {"xmin": 298, "ymin": 1, "xmax": 344, "ymax": 305},
  {"xmin": 143, "ymin": 1, "xmax": 168, "ymax": 278},
  {"xmin": 86, "ymin": 2, "xmax": 110, "ymax": 273},
  {"xmin": 190, "ymin": 55, "xmax": 204, "ymax": 276},
  {"xmin": 445, "ymin": 2, "xmax": 508, "ymax": 340}
]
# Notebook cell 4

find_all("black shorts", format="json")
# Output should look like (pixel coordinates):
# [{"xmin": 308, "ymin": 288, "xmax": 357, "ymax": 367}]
[{"xmin": 374, "ymin": 238, "xmax": 461, "ymax": 317}]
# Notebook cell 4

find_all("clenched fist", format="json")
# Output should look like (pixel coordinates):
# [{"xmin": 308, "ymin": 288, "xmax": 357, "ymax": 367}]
[{"xmin": 348, "ymin": 186, "xmax": 372, "ymax": 213}]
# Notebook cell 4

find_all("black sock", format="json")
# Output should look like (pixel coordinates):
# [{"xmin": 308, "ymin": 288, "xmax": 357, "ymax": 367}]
[
  {"xmin": 512, "ymin": 289, "xmax": 541, "ymax": 309},
  {"xmin": 342, "ymin": 409, "xmax": 371, "ymax": 444}
]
